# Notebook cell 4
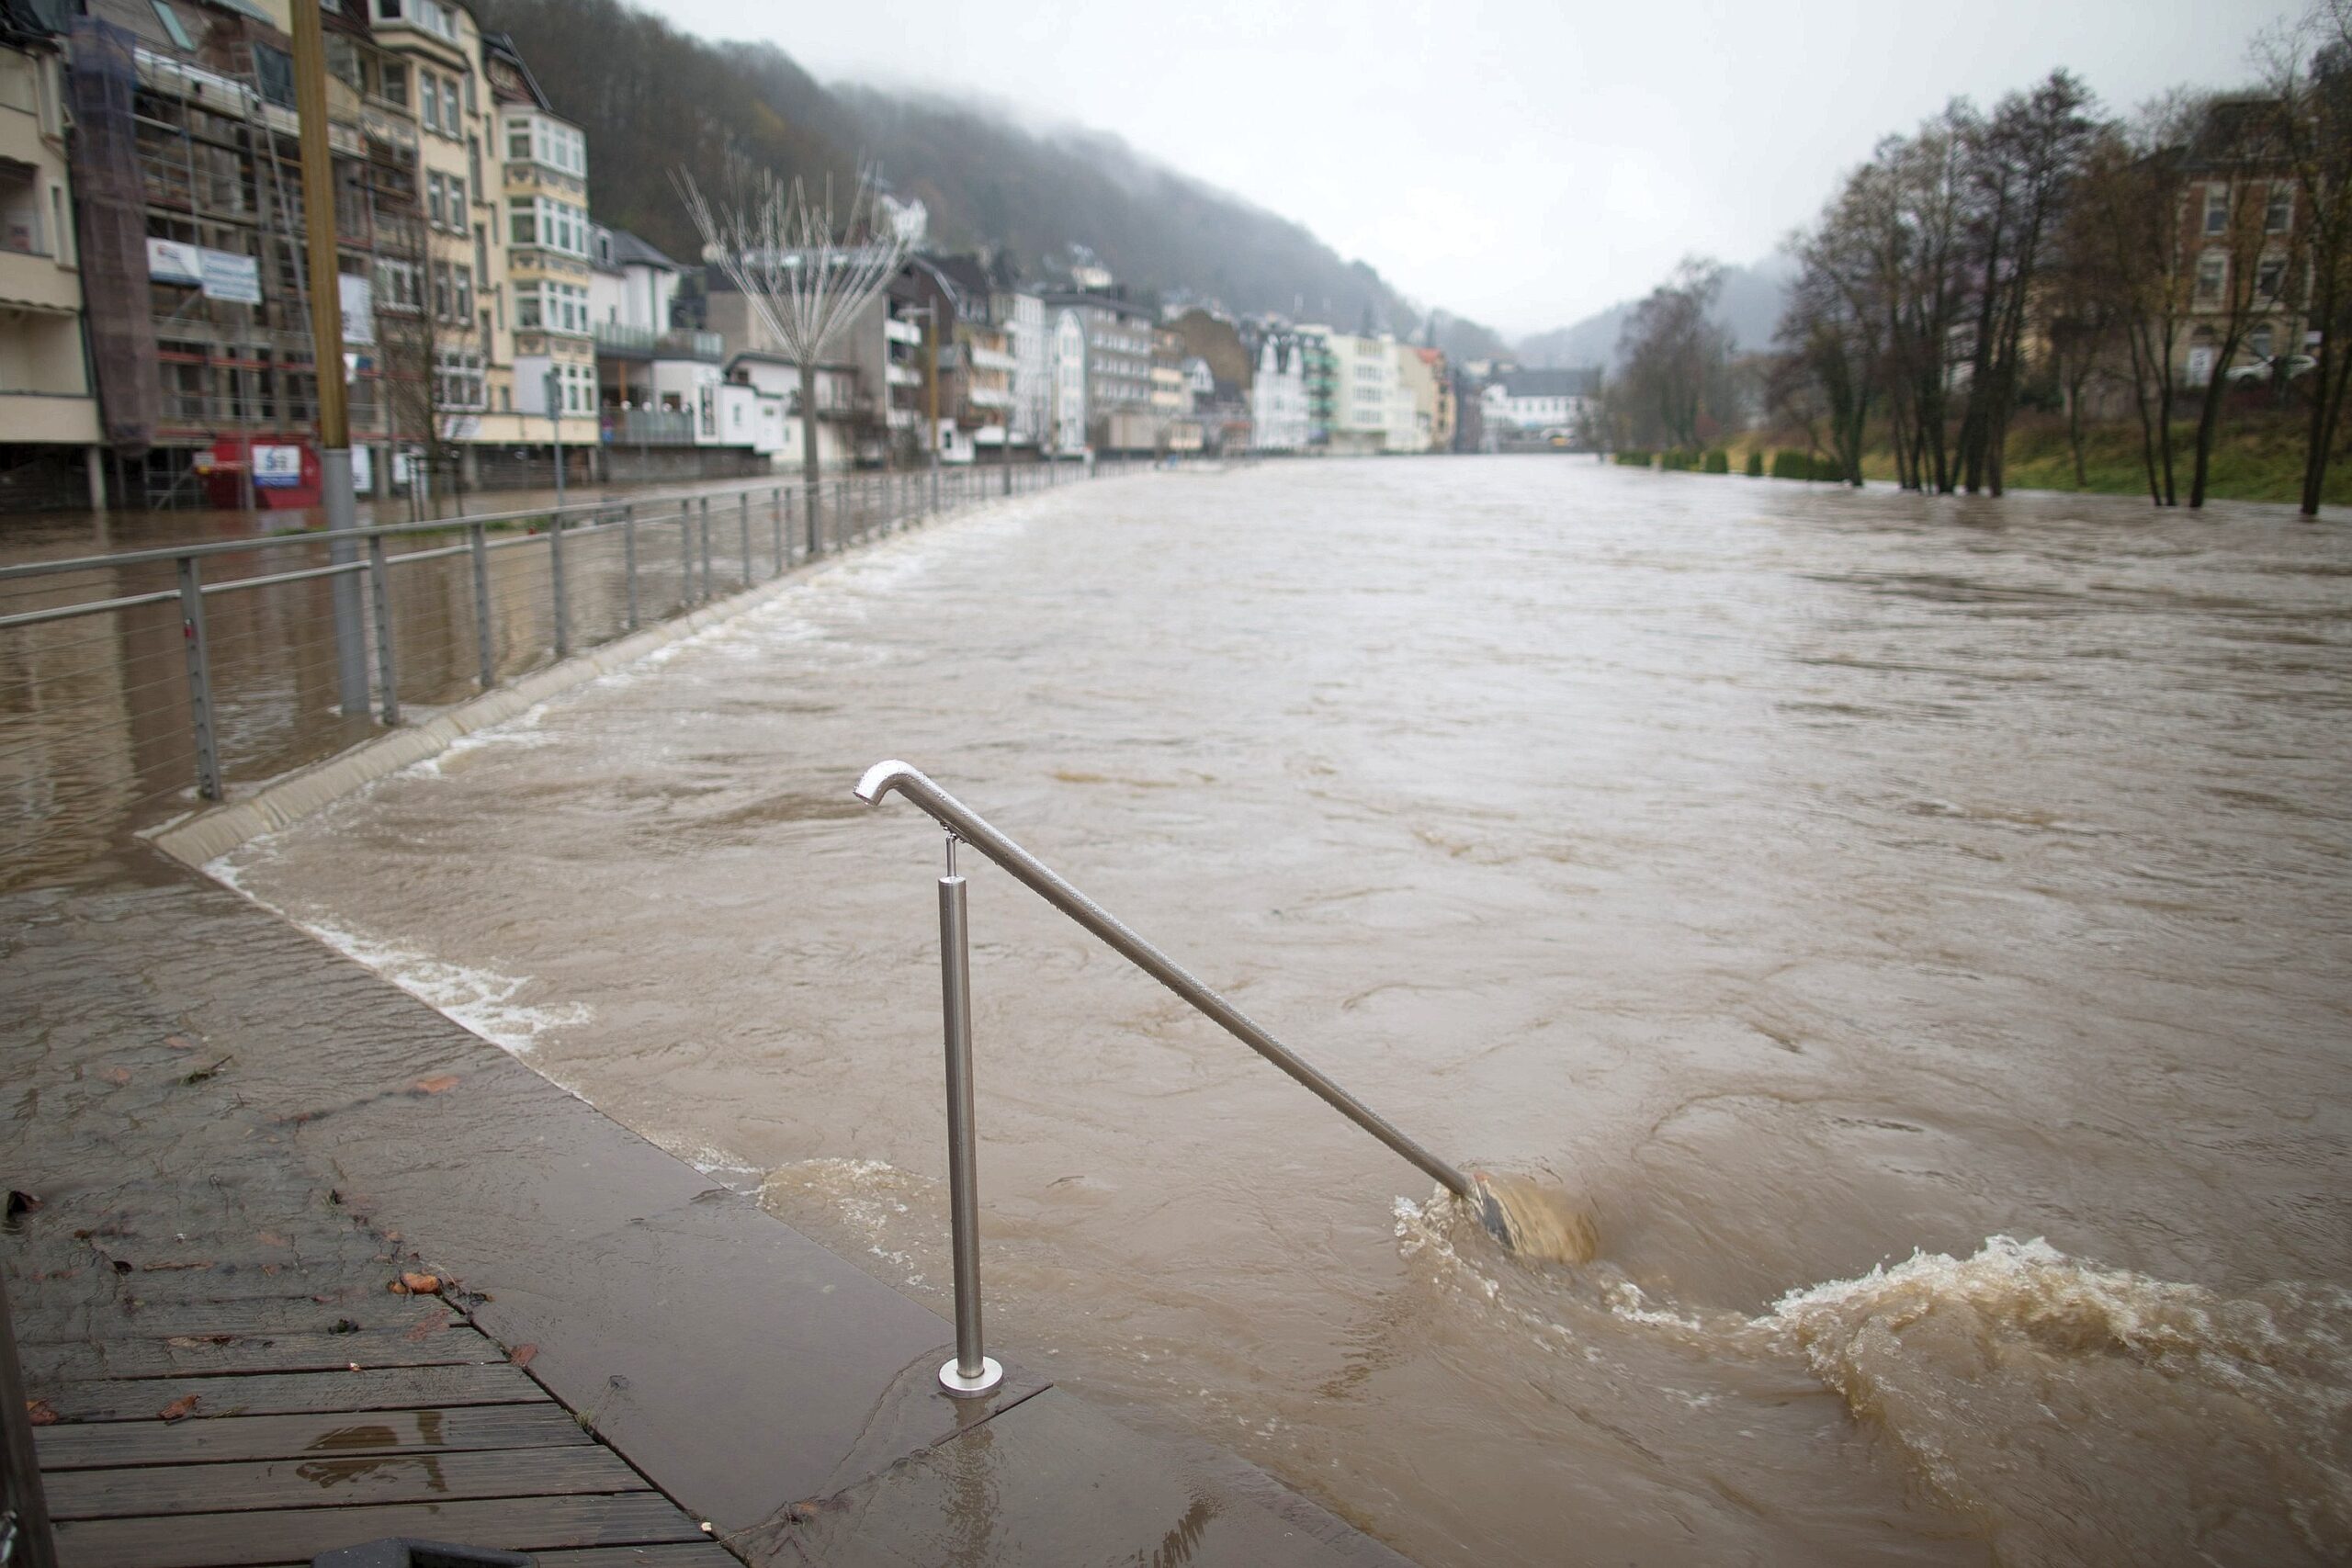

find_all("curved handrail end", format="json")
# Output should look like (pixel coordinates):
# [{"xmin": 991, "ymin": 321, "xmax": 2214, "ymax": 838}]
[{"xmin": 855, "ymin": 758, "xmax": 922, "ymax": 806}]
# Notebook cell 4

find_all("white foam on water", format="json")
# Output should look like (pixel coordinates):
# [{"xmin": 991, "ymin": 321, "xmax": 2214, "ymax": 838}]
[
  {"xmin": 1396, "ymin": 1195, "xmax": 2352, "ymax": 1561},
  {"xmin": 209, "ymin": 848, "xmax": 587, "ymax": 1061},
  {"xmin": 760, "ymin": 1157, "xmax": 940, "ymax": 1288}
]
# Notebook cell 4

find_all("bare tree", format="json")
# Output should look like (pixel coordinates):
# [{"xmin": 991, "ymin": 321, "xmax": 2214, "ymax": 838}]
[
  {"xmin": 1611, "ymin": 258, "xmax": 1732, "ymax": 449},
  {"xmin": 2175, "ymin": 99, "xmax": 2292, "ymax": 507},
  {"xmin": 678, "ymin": 164, "xmax": 912, "ymax": 544},
  {"xmin": 2074, "ymin": 105, "xmax": 2199, "ymax": 505},
  {"xmin": 2263, "ymin": 1, "xmax": 2352, "ymax": 515}
]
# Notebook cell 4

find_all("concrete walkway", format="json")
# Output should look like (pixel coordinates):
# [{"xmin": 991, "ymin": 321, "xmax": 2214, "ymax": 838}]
[{"xmin": 0, "ymin": 870, "xmax": 1414, "ymax": 1567}]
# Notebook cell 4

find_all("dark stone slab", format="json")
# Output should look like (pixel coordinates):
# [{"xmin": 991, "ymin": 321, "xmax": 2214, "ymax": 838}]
[{"xmin": 761, "ymin": 1386, "xmax": 1412, "ymax": 1568}]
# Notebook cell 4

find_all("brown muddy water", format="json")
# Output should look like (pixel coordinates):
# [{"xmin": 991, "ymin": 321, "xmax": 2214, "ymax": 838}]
[{"xmin": 213, "ymin": 458, "xmax": 2352, "ymax": 1566}]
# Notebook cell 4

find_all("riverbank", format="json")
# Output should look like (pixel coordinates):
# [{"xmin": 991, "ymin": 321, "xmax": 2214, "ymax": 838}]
[{"xmin": 1722, "ymin": 409, "xmax": 2352, "ymax": 508}]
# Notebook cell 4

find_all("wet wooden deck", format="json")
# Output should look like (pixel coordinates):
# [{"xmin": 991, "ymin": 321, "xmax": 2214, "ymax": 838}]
[{"xmin": 19, "ymin": 1285, "xmax": 735, "ymax": 1568}]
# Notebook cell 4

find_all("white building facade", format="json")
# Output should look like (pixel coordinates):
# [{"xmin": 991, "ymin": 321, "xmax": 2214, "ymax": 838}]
[
  {"xmin": 1049, "ymin": 308, "xmax": 1088, "ymax": 454},
  {"xmin": 1004, "ymin": 288, "xmax": 1046, "ymax": 445},
  {"xmin": 1325, "ymin": 331, "xmax": 1398, "ymax": 456},
  {"xmin": 1249, "ymin": 333, "xmax": 1309, "ymax": 452}
]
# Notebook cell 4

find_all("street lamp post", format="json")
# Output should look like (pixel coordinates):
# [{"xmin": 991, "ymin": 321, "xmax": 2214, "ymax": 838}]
[{"xmin": 544, "ymin": 366, "xmax": 565, "ymax": 513}]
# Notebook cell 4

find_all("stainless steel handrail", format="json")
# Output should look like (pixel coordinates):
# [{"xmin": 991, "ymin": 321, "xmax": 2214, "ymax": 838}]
[{"xmin": 855, "ymin": 759, "xmax": 1481, "ymax": 1395}]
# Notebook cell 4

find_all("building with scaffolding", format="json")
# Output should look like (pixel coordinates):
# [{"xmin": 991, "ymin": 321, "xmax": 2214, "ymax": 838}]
[{"xmin": 19, "ymin": 0, "xmax": 597, "ymax": 512}]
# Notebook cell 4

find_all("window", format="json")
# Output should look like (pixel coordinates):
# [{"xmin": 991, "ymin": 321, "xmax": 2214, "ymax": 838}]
[
  {"xmin": 2267, "ymin": 184, "xmax": 2293, "ymax": 234},
  {"xmin": 2258, "ymin": 256, "xmax": 2285, "ymax": 301},
  {"xmin": 434, "ymin": 346, "xmax": 485, "ymax": 410},
  {"xmin": 508, "ymin": 195, "xmax": 534, "ymax": 246},
  {"xmin": 420, "ymin": 73, "xmax": 438, "ymax": 134},
  {"xmin": 514, "ymin": 282, "xmax": 539, "ymax": 329},
  {"xmin": 374, "ymin": 257, "xmax": 420, "ymax": 312},
  {"xmin": 2197, "ymin": 254, "xmax": 2227, "ymax": 304},
  {"xmin": 380, "ymin": 62, "xmax": 407, "ymax": 108},
  {"xmin": 431, "ymin": 260, "xmax": 452, "ymax": 321},
  {"xmin": 425, "ymin": 173, "xmax": 444, "ymax": 228},
  {"xmin": 453, "ymin": 265, "xmax": 472, "ymax": 322},
  {"xmin": 151, "ymin": 0, "xmax": 195, "ymax": 51},
  {"xmin": 468, "ymin": 136, "xmax": 482, "ymax": 197},
  {"xmin": 2205, "ymin": 184, "xmax": 2230, "ymax": 235},
  {"xmin": 2249, "ymin": 324, "xmax": 2275, "ymax": 361},
  {"xmin": 506, "ymin": 118, "xmax": 531, "ymax": 161}
]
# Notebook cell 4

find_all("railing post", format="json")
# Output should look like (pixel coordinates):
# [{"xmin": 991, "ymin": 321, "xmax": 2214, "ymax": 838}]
[
  {"xmin": 698, "ymin": 496, "xmax": 714, "ymax": 600},
  {"xmin": 935, "ymin": 831, "xmax": 1001, "ymax": 1397},
  {"xmin": 0, "ymin": 1273, "xmax": 59, "ymax": 1568},
  {"xmin": 365, "ymin": 533, "xmax": 399, "ymax": 725},
  {"xmin": 548, "ymin": 512, "xmax": 569, "ymax": 660},
  {"xmin": 678, "ymin": 500, "xmax": 695, "ymax": 608},
  {"xmin": 740, "ymin": 491, "xmax": 753, "ymax": 589},
  {"xmin": 469, "ymin": 521, "xmax": 494, "ymax": 690},
  {"xmin": 772, "ymin": 486, "xmax": 785, "ymax": 575},
  {"xmin": 175, "ymin": 556, "xmax": 222, "ymax": 802},
  {"xmin": 623, "ymin": 503, "xmax": 639, "ymax": 631}
]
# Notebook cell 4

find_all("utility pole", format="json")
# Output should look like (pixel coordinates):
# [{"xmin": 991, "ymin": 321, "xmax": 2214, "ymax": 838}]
[{"xmin": 291, "ymin": 0, "xmax": 368, "ymax": 716}]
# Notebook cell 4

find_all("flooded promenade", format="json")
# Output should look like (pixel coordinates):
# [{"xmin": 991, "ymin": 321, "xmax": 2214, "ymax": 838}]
[{"xmin": 193, "ymin": 457, "xmax": 2352, "ymax": 1564}]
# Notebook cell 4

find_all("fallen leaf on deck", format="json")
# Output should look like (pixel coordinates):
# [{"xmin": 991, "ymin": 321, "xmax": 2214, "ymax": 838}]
[
  {"xmin": 399, "ymin": 1272, "xmax": 441, "ymax": 1295},
  {"xmin": 509, "ymin": 1344, "xmax": 537, "ymax": 1368},
  {"xmin": 164, "ymin": 1034, "xmax": 198, "ymax": 1051},
  {"xmin": 24, "ymin": 1400, "xmax": 56, "ymax": 1427},
  {"xmin": 256, "ymin": 1232, "xmax": 289, "ymax": 1248},
  {"xmin": 157, "ymin": 1394, "xmax": 199, "ymax": 1422},
  {"xmin": 96, "ymin": 1067, "xmax": 130, "ymax": 1086},
  {"xmin": 412, "ymin": 1075, "xmax": 461, "ymax": 1095}
]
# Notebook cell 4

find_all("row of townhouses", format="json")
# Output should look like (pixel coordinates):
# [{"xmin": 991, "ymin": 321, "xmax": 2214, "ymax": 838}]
[{"xmin": 0, "ymin": 0, "xmax": 1614, "ymax": 514}]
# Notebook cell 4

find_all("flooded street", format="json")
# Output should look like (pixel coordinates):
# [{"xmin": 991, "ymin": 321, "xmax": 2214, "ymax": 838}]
[{"xmin": 215, "ymin": 458, "xmax": 2352, "ymax": 1565}]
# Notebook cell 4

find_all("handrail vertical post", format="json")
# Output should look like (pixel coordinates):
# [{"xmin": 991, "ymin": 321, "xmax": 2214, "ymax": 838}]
[
  {"xmin": 622, "ymin": 504, "xmax": 639, "ymax": 632},
  {"xmin": 469, "ymin": 522, "xmax": 493, "ymax": 690},
  {"xmin": 772, "ymin": 485, "xmax": 785, "ymax": 575},
  {"xmin": 365, "ymin": 534, "xmax": 399, "ymax": 725},
  {"xmin": 677, "ymin": 501, "xmax": 693, "ymax": 609},
  {"xmin": 740, "ymin": 492, "xmax": 752, "ymax": 589},
  {"xmin": 935, "ymin": 832, "xmax": 1001, "ymax": 1397},
  {"xmin": 175, "ymin": 556, "xmax": 221, "ymax": 801}
]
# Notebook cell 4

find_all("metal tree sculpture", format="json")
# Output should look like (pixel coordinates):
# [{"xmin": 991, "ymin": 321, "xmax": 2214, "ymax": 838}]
[{"xmin": 678, "ymin": 165, "xmax": 913, "ymax": 550}]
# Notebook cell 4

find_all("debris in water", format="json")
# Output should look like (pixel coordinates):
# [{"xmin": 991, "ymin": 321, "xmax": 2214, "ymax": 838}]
[{"xmin": 1471, "ymin": 1169, "xmax": 1599, "ymax": 1264}]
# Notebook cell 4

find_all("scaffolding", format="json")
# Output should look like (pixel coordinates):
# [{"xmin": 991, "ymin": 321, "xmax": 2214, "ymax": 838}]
[{"xmin": 65, "ymin": 17, "xmax": 157, "ymax": 459}]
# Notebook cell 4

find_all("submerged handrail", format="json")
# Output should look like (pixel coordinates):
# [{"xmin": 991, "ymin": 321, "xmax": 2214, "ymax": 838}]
[
  {"xmin": 855, "ymin": 760, "xmax": 1485, "ymax": 1397},
  {"xmin": 854, "ymin": 760, "xmax": 1476, "ymax": 1200}
]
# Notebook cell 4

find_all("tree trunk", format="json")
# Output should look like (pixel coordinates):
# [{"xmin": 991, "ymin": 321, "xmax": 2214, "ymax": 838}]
[{"xmin": 2188, "ymin": 366, "xmax": 2230, "ymax": 510}]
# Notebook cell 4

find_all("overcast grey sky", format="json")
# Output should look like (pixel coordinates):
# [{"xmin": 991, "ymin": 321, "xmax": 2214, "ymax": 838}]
[{"xmin": 662, "ymin": 0, "xmax": 2289, "ymax": 338}]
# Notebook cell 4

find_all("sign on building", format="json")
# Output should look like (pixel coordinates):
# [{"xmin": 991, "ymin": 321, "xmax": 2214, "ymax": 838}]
[{"xmin": 198, "ymin": 250, "xmax": 262, "ymax": 305}]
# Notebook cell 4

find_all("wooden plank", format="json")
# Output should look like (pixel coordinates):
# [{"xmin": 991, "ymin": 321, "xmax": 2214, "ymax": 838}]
[
  {"xmin": 52, "ymin": 1491, "xmax": 707, "ymax": 1568},
  {"xmin": 21, "ymin": 1324, "xmax": 494, "ymax": 1382},
  {"xmin": 15, "ymin": 1293, "xmax": 447, "ymax": 1344},
  {"xmin": 43, "ymin": 1360, "xmax": 543, "ymax": 1421},
  {"xmin": 47, "ymin": 1442, "xmax": 647, "ymax": 1520},
  {"xmin": 36, "ymin": 1403, "xmax": 590, "ymax": 1471}
]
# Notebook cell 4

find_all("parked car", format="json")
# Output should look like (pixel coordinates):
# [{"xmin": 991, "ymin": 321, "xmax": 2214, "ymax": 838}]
[{"xmin": 2224, "ymin": 354, "xmax": 2316, "ymax": 385}]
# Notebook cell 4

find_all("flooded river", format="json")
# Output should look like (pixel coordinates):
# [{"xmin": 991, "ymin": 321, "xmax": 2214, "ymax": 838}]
[{"xmin": 215, "ymin": 458, "xmax": 2352, "ymax": 1565}]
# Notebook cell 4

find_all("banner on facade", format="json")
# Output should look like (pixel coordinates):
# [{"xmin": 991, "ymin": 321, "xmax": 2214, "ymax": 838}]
[
  {"xmin": 145, "ymin": 238, "xmax": 203, "ymax": 285},
  {"xmin": 339, "ymin": 274, "xmax": 374, "ymax": 344},
  {"xmin": 198, "ymin": 249, "xmax": 261, "ymax": 304}
]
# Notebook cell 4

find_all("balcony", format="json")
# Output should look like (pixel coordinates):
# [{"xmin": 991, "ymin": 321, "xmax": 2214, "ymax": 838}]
[
  {"xmin": 592, "ymin": 321, "xmax": 724, "ymax": 362},
  {"xmin": 967, "ymin": 386, "xmax": 1011, "ymax": 409},
  {"xmin": 885, "ymin": 363, "xmax": 922, "ymax": 389},
  {"xmin": 968, "ymin": 344, "xmax": 1017, "ymax": 372},
  {"xmin": 884, "ymin": 317, "xmax": 922, "ymax": 347},
  {"xmin": 601, "ymin": 407, "xmax": 696, "ymax": 446}
]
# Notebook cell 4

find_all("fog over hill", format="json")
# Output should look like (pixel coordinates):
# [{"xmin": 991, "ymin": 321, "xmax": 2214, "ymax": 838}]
[
  {"xmin": 1517, "ymin": 256, "xmax": 1796, "ymax": 369},
  {"xmin": 474, "ymin": 0, "xmax": 1510, "ymax": 358}
]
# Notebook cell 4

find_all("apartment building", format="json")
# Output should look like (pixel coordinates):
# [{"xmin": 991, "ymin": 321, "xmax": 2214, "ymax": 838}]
[
  {"xmin": 2175, "ymin": 97, "xmax": 2309, "ymax": 390},
  {"xmin": 0, "ymin": 5, "xmax": 100, "ymax": 509},
  {"xmin": 1321, "ymin": 329, "xmax": 1397, "ymax": 455},
  {"xmin": 1039, "ymin": 287, "xmax": 1154, "ymax": 451},
  {"xmin": 1048, "ymin": 304, "xmax": 1085, "ymax": 454}
]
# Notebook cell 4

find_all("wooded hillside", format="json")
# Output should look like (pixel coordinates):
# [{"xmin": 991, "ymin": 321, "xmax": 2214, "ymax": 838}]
[{"xmin": 472, "ymin": 0, "xmax": 1506, "ymax": 352}]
